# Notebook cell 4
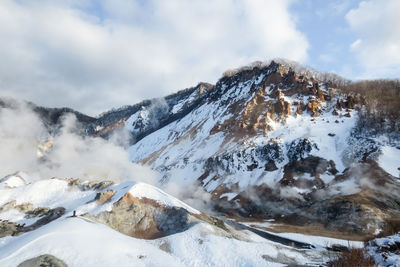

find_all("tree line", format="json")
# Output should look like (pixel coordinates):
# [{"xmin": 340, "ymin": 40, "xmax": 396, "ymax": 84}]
[{"xmin": 339, "ymin": 79, "xmax": 400, "ymax": 140}]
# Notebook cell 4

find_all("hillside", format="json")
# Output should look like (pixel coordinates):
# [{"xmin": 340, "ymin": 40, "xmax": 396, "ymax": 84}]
[{"xmin": 124, "ymin": 60, "xmax": 400, "ymax": 239}]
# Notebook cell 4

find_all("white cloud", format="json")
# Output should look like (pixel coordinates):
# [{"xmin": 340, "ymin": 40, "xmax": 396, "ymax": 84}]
[
  {"xmin": 315, "ymin": 0, "xmax": 356, "ymax": 17},
  {"xmin": 350, "ymin": 39, "xmax": 362, "ymax": 50},
  {"xmin": 0, "ymin": 0, "xmax": 308, "ymax": 115},
  {"xmin": 346, "ymin": 0, "xmax": 400, "ymax": 78}
]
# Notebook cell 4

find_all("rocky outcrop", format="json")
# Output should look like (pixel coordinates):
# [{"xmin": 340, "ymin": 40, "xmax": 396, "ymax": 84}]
[
  {"xmin": 280, "ymin": 156, "xmax": 337, "ymax": 188},
  {"xmin": 286, "ymin": 139, "xmax": 317, "ymax": 162},
  {"xmin": 203, "ymin": 141, "xmax": 284, "ymax": 176},
  {"xmin": 84, "ymin": 193, "xmax": 191, "ymax": 239},
  {"xmin": 95, "ymin": 190, "xmax": 116, "ymax": 205},
  {"xmin": 0, "ymin": 220, "xmax": 19, "ymax": 238},
  {"xmin": 307, "ymin": 97, "xmax": 322, "ymax": 117},
  {"xmin": 273, "ymin": 91, "xmax": 291, "ymax": 117},
  {"xmin": 64, "ymin": 178, "xmax": 114, "ymax": 191},
  {"xmin": 18, "ymin": 254, "xmax": 67, "ymax": 267},
  {"xmin": 83, "ymin": 190, "xmax": 241, "ymax": 241},
  {"xmin": 0, "ymin": 206, "xmax": 65, "ymax": 237},
  {"xmin": 295, "ymin": 100, "xmax": 306, "ymax": 116}
]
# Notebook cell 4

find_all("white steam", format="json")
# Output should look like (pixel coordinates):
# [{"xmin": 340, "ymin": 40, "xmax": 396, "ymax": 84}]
[
  {"xmin": 0, "ymin": 102, "xmax": 156, "ymax": 184},
  {"xmin": 164, "ymin": 181, "xmax": 214, "ymax": 214}
]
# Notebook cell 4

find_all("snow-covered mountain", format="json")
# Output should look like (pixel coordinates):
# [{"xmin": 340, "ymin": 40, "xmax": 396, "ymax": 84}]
[
  {"xmin": 122, "ymin": 60, "xmax": 400, "ymax": 239},
  {"xmin": 1, "ymin": 59, "xmax": 400, "ymax": 266}
]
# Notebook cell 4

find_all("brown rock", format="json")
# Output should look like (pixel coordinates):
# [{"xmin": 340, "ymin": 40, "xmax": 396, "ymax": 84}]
[
  {"xmin": 266, "ymin": 124, "xmax": 274, "ymax": 132},
  {"xmin": 285, "ymin": 101, "xmax": 292, "ymax": 116},
  {"xmin": 300, "ymin": 100, "xmax": 306, "ymax": 111},
  {"xmin": 84, "ymin": 193, "xmax": 191, "ymax": 240},
  {"xmin": 272, "ymin": 90, "xmax": 292, "ymax": 118},
  {"xmin": 295, "ymin": 105, "xmax": 303, "ymax": 115},
  {"xmin": 317, "ymin": 87, "xmax": 327, "ymax": 102},
  {"xmin": 95, "ymin": 190, "xmax": 116, "ymax": 205},
  {"xmin": 307, "ymin": 98, "xmax": 321, "ymax": 117}
]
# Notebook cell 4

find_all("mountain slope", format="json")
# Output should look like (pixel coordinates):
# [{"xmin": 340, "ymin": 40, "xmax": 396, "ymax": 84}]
[{"xmin": 125, "ymin": 60, "xmax": 400, "ymax": 238}]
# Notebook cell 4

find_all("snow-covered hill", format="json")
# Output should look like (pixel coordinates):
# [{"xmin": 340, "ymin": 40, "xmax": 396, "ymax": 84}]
[{"xmin": 0, "ymin": 173, "xmax": 337, "ymax": 266}]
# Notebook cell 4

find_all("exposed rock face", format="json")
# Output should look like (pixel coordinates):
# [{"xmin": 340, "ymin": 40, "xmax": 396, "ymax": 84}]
[
  {"xmin": 0, "ymin": 206, "xmax": 65, "ymax": 237},
  {"xmin": 286, "ymin": 139, "xmax": 317, "ymax": 162},
  {"xmin": 83, "ymin": 190, "xmax": 240, "ymax": 241},
  {"xmin": 203, "ymin": 141, "xmax": 284, "ymax": 177},
  {"xmin": 65, "ymin": 178, "xmax": 114, "ymax": 191},
  {"xmin": 0, "ymin": 201, "xmax": 32, "ymax": 213},
  {"xmin": 274, "ymin": 94, "xmax": 291, "ymax": 117},
  {"xmin": 207, "ymin": 63, "xmax": 343, "ymax": 140},
  {"xmin": 20, "ymin": 208, "xmax": 66, "ymax": 233},
  {"xmin": 307, "ymin": 97, "xmax": 322, "ymax": 117},
  {"xmin": 84, "ymin": 193, "xmax": 191, "ymax": 239},
  {"xmin": 229, "ymin": 160, "xmax": 400, "ymax": 237},
  {"xmin": 0, "ymin": 220, "xmax": 19, "ymax": 238},
  {"xmin": 280, "ymin": 156, "xmax": 336, "ymax": 188},
  {"xmin": 95, "ymin": 189, "xmax": 116, "ymax": 205},
  {"xmin": 295, "ymin": 101, "xmax": 305, "ymax": 115}
]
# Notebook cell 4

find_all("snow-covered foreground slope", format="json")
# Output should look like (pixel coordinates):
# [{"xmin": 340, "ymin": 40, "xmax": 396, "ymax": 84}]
[
  {"xmin": 2, "ymin": 174, "xmax": 400, "ymax": 266},
  {"xmin": 0, "ymin": 174, "xmax": 335, "ymax": 266},
  {"xmin": 0, "ymin": 217, "xmax": 325, "ymax": 267}
]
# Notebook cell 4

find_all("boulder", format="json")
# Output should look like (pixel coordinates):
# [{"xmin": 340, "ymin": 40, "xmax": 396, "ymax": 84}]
[
  {"xmin": 18, "ymin": 254, "xmax": 67, "ymax": 267},
  {"xmin": 84, "ymin": 193, "xmax": 191, "ymax": 239}
]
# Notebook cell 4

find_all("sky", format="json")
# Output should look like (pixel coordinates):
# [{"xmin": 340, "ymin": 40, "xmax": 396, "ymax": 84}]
[{"xmin": 0, "ymin": 0, "xmax": 399, "ymax": 115}]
